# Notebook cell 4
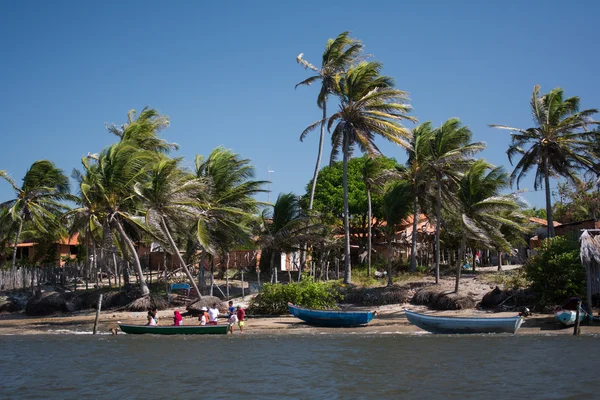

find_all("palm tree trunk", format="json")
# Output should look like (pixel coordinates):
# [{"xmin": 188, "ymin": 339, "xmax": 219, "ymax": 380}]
[
  {"xmin": 11, "ymin": 217, "xmax": 24, "ymax": 268},
  {"xmin": 454, "ymin": 230, "xmax": 467, "ymax": 293},
  {"xmin": 387, "ymin": 236, "xmax": 393, "ymax": 287},
  {"xmin": 225, "ymin": 252, "xmax": 230, "ymax": 299},
  {"xmin": 113, "ymin": 218, "xmax": 149, "ymax": 296},
  {"xmin": 367, "ymin": 186, "xmax": 372, "ymax": 277},
  {"xmin": 271, "ymin": 251, "xmax": 278, "ymax": 284},
  {"xmin": 435, "ymin": 176, "xmax": 442, "ymax": 284},
  {"xmin": 342, "ymin": 134, "xmax": 352, "ymax": 284},
  {"xmin": 543, "ymin": 156, "xmax": 555, "ymax": 238},
  {"xmin": 159, "ymin": 217, "xmax": 201, "ymax": 299},
  {"xmin": 410, "ymin": 195, "xmax": 418, "ymax": 272},
  {"xmin": 199, "ymin": 248, "xmax": 205, "ymax": 295},
  {"xmin": 497, "ymin": 248, "xmax": 502, "ymax": 271},
  {"xmin": 308, "ymin": 105, "xmax": 327, "ymax": 210}
]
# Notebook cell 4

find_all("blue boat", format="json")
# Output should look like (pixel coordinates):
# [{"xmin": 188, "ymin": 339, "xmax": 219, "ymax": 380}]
[
  {"xmin": 554, "ymin": 297, "xmax": 587, "ymax": 326},
  {"xmin": 287, "ymin": 303, "xmax": 376, "ymax": 326},
  {"xmin": 404, "ymin": 309, "xmax": 523, "ymax": 334}
]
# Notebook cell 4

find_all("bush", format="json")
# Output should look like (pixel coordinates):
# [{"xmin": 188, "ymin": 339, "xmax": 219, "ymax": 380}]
[
  {"xmin": 248, "ymin": 280, "xmax": 341, "ymax": 315},
  {"xmin": 524, "ymin": 236, "xmax": 585, "ymax": 307}
]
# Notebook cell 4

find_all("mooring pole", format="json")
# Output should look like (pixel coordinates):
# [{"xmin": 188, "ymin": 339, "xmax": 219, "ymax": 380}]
[
  {"xmin": 93, "ymin": 293, "xmax": 103, "ymax": 335},
  {"xmin": 241, "ymin": 269, "xmax": 245, "ymax": 298},
  {"xmin": 573, "ymin": 299, "xmax": 582, "ymax": 336}
]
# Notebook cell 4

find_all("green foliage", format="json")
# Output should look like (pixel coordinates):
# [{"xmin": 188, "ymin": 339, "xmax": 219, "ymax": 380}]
[
  {"xmin": 488, "ymin": 269, "xmax": 528, "ymax": 290},
  {"xmin": 249, "ymin": 280, "xmax": 341, "ymax": 314},
  {"xmin": 524, "ymin": 236, "xmax": 585, "ymax": 306}
]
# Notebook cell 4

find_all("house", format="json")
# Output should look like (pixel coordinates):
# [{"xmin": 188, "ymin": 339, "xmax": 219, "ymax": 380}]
[{"xmin": 10, "ymin": 233, "xmax": 80, "ymax": 266}]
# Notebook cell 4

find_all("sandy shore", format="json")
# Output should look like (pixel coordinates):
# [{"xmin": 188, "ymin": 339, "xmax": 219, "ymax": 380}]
[{"xmin": 1, "ymin": 303, "xmax": 598, "ymax": 336}]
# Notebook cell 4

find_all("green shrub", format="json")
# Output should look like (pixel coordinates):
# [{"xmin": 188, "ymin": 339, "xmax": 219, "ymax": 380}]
[
  {"xmin": 524, "ymin": 236, "xmax": 585, "ymax": 307},
  {"xmin": 249, "ymin": 280, "xmax": 341, "ymax": 315}
]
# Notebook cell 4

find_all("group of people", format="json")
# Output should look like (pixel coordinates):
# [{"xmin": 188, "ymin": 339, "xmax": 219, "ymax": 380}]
[
  {"xmin": 199, "ymin": 301, "xmax": 245, "ymax": 333},
  {"xmin": 145, "ymin": 301, "xmax": 245, "ymax": 333}
]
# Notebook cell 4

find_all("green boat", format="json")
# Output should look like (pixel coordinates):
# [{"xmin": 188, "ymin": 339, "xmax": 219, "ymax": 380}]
[{"xmin": 119, "ymin": 324, "xmax": 228, "ymax": 335}]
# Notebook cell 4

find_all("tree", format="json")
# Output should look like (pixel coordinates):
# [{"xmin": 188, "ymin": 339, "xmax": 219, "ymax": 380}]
[
  {"xmin": 453, "ymin": 160, "xmax": 525, "ymax": 292},
  {"xmin": 303, "ymin": 61, "xmax": 415, "ymax": 283},
  {"xmin": 296, "ymin": 31, "xmax": 363, "ymax": 211},
  {"xmin": 427, "ymin": 118, "xmax": 484, "ymax": 283},
  {"xmin": 0, "ymin": 161, "xmax": 73, "ymax": 268},
  {"xmin": 135, "ymin": 157, "xmax": 205, "ymax": 298},
  {"xmin": 381, "ymin": 181, "xmax": 413, "ymax": 286},
  {"xmin": 490, "ymin": 85, "xmax": 599, "ymax": 238},
  {"xmin": 106, "ymin": 107, "xmax": 177, "ymax": 153}
]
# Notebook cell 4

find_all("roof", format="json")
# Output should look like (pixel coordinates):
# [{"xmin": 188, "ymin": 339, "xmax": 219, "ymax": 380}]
[
  {"xmin": 529, "ymin": 217, "xmax": 561, "ymax": 227},
  {"xmin": 13, "ymin": 232, "xmax": 80, "ymax": 248}
]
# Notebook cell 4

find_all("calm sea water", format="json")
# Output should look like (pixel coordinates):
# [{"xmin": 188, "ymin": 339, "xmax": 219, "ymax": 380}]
[{"xmin": 0, "ymin": 333, "xmax": 598, "ymax": 399}]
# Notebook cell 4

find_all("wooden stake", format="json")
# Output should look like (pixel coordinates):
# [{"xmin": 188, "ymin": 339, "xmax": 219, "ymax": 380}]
[
  {"xmin": 93, "ymin": 293, "xmax": 103, "ymax": 335},
  {"xmin": 573, "ymin": 299, "xmax": 582, "ymax": 336}
]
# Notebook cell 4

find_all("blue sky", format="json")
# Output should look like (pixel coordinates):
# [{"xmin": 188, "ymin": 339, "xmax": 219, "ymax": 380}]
[{"xmin": 1, "ymin": 1, "xmax": 599, "ymax": 209}]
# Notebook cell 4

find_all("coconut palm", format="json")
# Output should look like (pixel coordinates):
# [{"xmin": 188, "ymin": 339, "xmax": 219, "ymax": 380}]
[
  {"xmin": 135, "ymin": 157, "xmax": 206, "ymax": 298},
  {"xmin": 303, "ymin": 61, "xmax": 415, "ymax": 283},
  {"xmin": 81, "ymin": 143, "xmax": 156, "ymax": 296},
  {"xmin": 381, "ymin": 181, "xmax": 413, "ymax": 286},
  {"xmin": 453, "ymin": 160, "xmax": 525, "ymax": 292},
  {"xmin": 0, "ymin": 161, "xmax": 73, "ymax": 268},
  {"xmin": 106, "ymin": 107, "xmax": 178, "ymax": 153},
  {"xmin": 427, "ymin": 118, "xmax": 485, "ymax": 283},
  {"xmin": 490, "ymin": 85, "xmax": 599, "ymax": 238},
  {"xmin": 360, "ymin": 156, "xmax": 387, "ymax": 277},
  {"xmin": 296, "ymin": 31, "xmax": 363, "ymax": 211}
]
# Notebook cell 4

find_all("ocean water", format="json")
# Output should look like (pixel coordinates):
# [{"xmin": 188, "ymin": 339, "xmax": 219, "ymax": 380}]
[{"xmin": 0, "ymin": 333, "xmax": 598, "ymax": 399}]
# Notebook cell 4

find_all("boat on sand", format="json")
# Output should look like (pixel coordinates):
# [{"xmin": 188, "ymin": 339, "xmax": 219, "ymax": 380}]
[
  {"xmin": 554, "ymin": 297, "xmax": 587, "ymax": 326},
  {"xmin": 119, "ymin": 324, "xmax": 228, "ymax": 335},
  {"xmin": 287, "ymin": 303, "xmax": 376, "ymax": 326},
  {"xmin": 404, "ymin": 309, "xmax": 523, "ymax": 334}
]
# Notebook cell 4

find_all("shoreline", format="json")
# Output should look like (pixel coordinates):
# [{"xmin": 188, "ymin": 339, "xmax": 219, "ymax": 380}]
[{"xmin": 2, "ymin": 304, "xmax": 599, "ymax": 336}]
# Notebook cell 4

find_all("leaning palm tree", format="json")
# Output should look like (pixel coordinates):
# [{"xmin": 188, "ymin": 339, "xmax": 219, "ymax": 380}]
[
  {"xmin": 303, "ymin": 61, "xmax": 415, "ymax": 284},
  {"xmin": 381, "ymin": 180, "xmax": 413, "ymax": 286},
  {"xmin": 453, "ymin": 160, "xmax": 525, "ymax": 292},
  {"xmin": 296, "ymin": 31, "xmax": 363, "ymax": 211},
  {"xmin": 427, "ymin": 118, "xmax": 484, "ymax": 283},
  {"xmin": 360, "ymin": 156, "xmax": 387, "ymax": 277},
  {"xmin": 135, "ymin": 157, "xmax": 206, "ymax": 298},
  {"xmin": 490, "ymin": 85, "xmax": 599, "ymax": 238},
  {"xmin": 106, "ymin": 107, "xmax": 178, "ymax": 153},
  {"xmin": 0, "ymin": 161, "xmax": 73, "ymax": 268}
]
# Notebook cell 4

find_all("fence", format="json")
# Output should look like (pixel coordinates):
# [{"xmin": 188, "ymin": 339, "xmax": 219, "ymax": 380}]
[{"xmin": 0, "ymin": 264, "xmax": 87, "ymax": 291}]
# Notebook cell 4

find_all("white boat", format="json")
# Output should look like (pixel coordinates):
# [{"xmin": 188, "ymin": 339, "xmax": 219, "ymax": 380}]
[{"xmin": 404, "ymin": 309, "xmax": 523, "ymax": 334}]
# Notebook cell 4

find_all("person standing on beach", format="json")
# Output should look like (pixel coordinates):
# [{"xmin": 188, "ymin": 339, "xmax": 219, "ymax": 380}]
[
  {"xmin": 150, "ymin": 307, "xmax": 159, "ymax": 325},
  {"xmin": 236, "ymin": 305, "xmax": 245, "ymax": 334},
  {"xmin": 208, "ymin": 303, "xmax": 219, "ymax": 325},
  {"xmin": 173, "ymin": 310, "xmax": 183, "ymax": 326},
  {"xmin": 227, "ymin": 300, "xmax": 235, "ymax": 319}
]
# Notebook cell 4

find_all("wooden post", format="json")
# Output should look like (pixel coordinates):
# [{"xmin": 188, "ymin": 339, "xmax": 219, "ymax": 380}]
[
  {"xmin": 93, "ymin": 293, "xmax": 103, "ymax": 335},
  {"xmin": 241, "ymin": 269, "xmax": 245, "ymax": 298},
  {"xmin": 573, "ymin": 299, "xmax": 582, "ymax": 336}
]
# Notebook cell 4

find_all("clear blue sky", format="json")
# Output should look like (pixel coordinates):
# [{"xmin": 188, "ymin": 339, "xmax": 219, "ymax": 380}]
[{"xmin": 1, "ymin": 1, "xmax": 599, "ymax": 209}]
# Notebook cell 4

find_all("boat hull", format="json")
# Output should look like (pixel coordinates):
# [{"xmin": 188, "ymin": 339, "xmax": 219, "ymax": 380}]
[
  {"xmin": 554, "ymin": 310, "xmax": 586, "ymax": 326},
  {"xmin": 288, "ymin": 303, "xmax": 375, "ymax": 327},
  {"xmin": 404, "ymin": 310, "xmax": 523, "ymax": 334},
  {"xmin": 119, "ymin": 324, "xmax": 228, "ymax": 335}
]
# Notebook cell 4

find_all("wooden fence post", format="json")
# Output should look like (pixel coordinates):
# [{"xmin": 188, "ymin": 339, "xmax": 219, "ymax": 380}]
[
  {"xmin": 93, "ymin": 293, "xmax": 103, "ymax": 335},
  {"xmin": 573, "ymin": 299, "xmax": 582, "ymax": 336}
]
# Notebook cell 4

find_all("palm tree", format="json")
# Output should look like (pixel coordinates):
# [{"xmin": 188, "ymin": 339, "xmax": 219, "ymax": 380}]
[
  {"xmin": 106, "ymin": 107, "xmax": 178, "ymax": 153},
  {"xmin": 135, "ymin": 157, "xmax": 206, "ymax": 298},
  {"xmin": 360, "ymin": 156, "xmax": 387, "ymax": 277},
  {"xmin": 381, "ymin": 181, "xmax": 413, "ymax": 286},
  {"xmin": 0, "ymin": 161, "xmax": 73, "ymax": 268},
  {"xmin": 303, "ymin": 61, "xmax": 415, "ymax": 284},
  {"xmin": 453, "ymin": 160, "xmax": 525, "ymax": 292},
  {"xmin": 81, "ymin": 143, "xmax": 156, "ymax": 296},
  {"xmin": 490, "ymin": 85, "xmax": 599, "ymax": 238},
  {"xmin": 427, "ymin": 118, "xmax": 484, "ymax": 283},
  {"xmin": 296, "ymin": 31, "xmax": 363, "ymax": 211}
]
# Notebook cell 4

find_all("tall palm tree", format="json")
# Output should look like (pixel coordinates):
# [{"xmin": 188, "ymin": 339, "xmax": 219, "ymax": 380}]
[
  {"xmin": 427, "ymin": 118, "xmax": 484, "ymax": 283},
  {"xmin": 360, "ymin": 156, "xmax": 386, "ymax": 277},
  {"xmin": 81, "ymin": 143, "xmax": 156, "ymax": 296},
  {"xmin": 453, "ymin": 160, "xmax": 525, "ymax": 292},
  {"xmin": 490, "ymin": 85, "xmax": 599, "ymax": 238},
  {"xmin": 303, "ymin": 61, "xmax": 415, "ymax": 284},
  {"xmin": 381, "ymin": 181, "xmax": 413, "ymax": 286},
  {"xmin": 296, "ymin": 31, "xmax": 363, "ymax": 211},
  {"xmin": 135, "ymin": 157, "xmax": 206, "ymax": 298},
  {"xmin": 0, "ymin": 161, "xmax": 73, "ymax": 268},
  {"xmin": 106, "ymin": 107, "xmax": 178, "ymax": 153}
]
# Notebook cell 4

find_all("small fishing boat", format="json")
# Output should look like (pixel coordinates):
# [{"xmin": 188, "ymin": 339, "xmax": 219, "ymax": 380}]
[
  {"xmin": 404, "ymin": 309, "xmax": 523, "ymax": 334},
  {"xmin": 287, "ymin": 303, "xmax": 376, "ymax": 326},
  {"xmin": 554, "ymin": 297, "xmax": 587, "ymax": 326},
  {"xmin": 119, "ymin": 324, "xmax": 228, "ymax": 335}
]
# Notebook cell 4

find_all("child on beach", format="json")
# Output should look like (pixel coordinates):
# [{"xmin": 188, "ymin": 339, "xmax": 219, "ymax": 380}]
[
  {"xmin": 236, "ymin": 305, "xmax": 245, "ymax": 334},
  {"xmin": 173, "ymin": 310, "xmax": 183, "ymax": 326},
  {"xmin": 147, "ymin": 312, "xmax": 157, "ymax": 326},
  {"xmin": 228, "ymin": 311, "xmax": 238, "ymax": 334},
  {"xmin": 199, "ymin": 306, "xmax": 210, "ymax": 325},
  {"xmin": 150, "ymin": 307, "xmax": 159, "ymax": 325}
]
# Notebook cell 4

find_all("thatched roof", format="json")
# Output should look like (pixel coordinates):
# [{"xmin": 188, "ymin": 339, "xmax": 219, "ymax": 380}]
[{"xmin": 580, "ymin": 230, "xmax": 600, "ymax": 265}]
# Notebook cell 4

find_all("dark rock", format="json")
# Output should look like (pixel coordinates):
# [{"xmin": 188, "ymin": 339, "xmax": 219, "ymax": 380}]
[
  {"xmin": 25, "ymin": 292, "xmax": 69, "ymax": 316},
  {"xmin": 481, "ymin": 286, "xmax": 508, "ymax": 308}
]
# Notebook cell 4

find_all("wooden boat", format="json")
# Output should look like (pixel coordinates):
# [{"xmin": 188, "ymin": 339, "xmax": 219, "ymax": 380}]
[
  {"xmin": 554, "ymin": 297, "xmax": 587, "ymax": 326},
  {"xmin": 404, "ymin": 309, "xmax": 523, "ymax": 334},
  {"xmin": 119, "ymin": 324, "xmax": 228, "ymax": 335},
  {"xmin": 287, "ymin": 303, "xmax": 376, "ymax": 326}
]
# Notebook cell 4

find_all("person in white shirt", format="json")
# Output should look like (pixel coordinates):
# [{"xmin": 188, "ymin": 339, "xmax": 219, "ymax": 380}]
[{"xmin": 208, "ymin": 303, "xmax": 219, "ymax": 325}]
